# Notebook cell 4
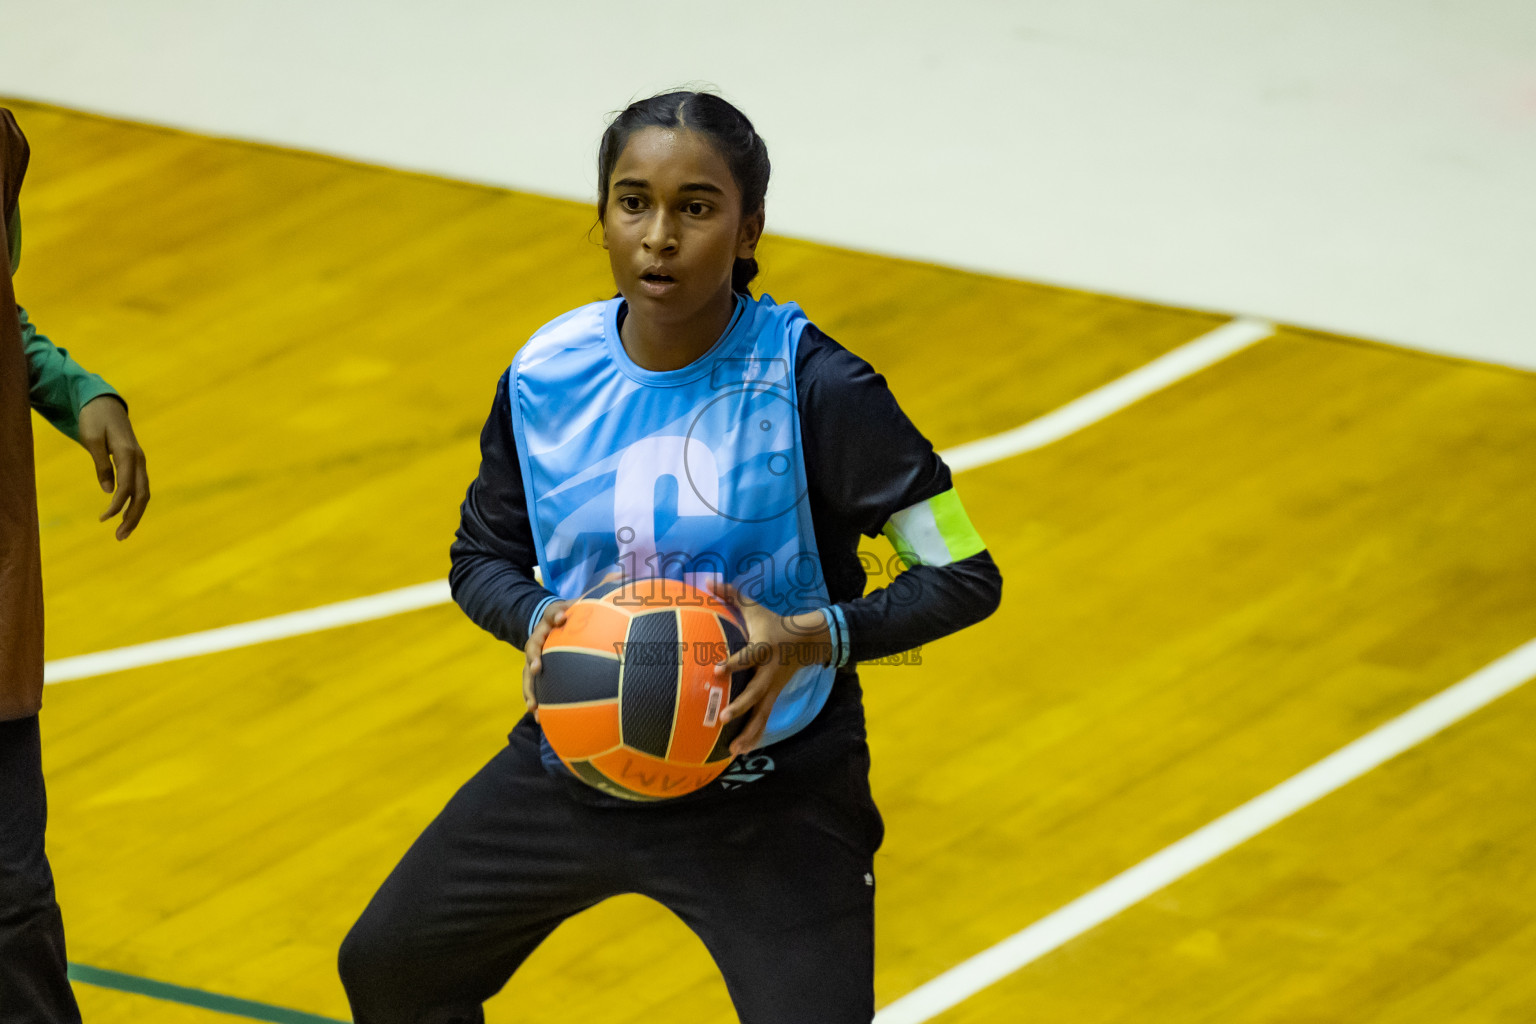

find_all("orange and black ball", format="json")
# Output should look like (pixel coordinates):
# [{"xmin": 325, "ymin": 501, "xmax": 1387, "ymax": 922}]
[{"xmin": 534, "ymin": 577, "xmax": 754, "ymax": 800}]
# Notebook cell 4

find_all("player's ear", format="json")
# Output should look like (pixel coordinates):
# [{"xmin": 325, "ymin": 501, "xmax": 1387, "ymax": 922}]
[{"xmin": 737, "ymin": 205, "xmax": 764, "ymax": 259}]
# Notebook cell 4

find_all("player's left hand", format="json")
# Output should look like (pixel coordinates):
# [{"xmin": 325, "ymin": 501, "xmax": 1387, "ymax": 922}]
[
  {"xmin": 708, "ymin": 582, "xmax": 832, "ymax": 756},
  {"xmin": 77, "ymin": 395, "xmax": 150, "ymax": 541}
]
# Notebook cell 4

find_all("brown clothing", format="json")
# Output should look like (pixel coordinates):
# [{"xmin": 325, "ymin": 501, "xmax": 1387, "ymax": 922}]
[{"xmin": 1, "ymin": 108, "xmax": 44, "ymax": 721}]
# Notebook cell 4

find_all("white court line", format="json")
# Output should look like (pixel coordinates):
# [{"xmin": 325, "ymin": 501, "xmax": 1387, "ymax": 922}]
[
  {"xmin": 873, "ymin": 636, "xmax": 1536, "ymax": 1024},
  {"xmin": 942, "ymin": 317, "xmax": 1273, "ymax": 472},
  {"xmin": 43, "ymin": 316, "xmax": 1271, "ymax": 684},
  {"xmin": 43, "ymin": 581, "xmax": 452, "ymax": 684}
]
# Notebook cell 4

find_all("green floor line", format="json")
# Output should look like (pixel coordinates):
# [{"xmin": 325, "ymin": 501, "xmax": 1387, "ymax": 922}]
[{"xmin": 67, "ymin": 963, "xmax": 349, "ymax": 1024}]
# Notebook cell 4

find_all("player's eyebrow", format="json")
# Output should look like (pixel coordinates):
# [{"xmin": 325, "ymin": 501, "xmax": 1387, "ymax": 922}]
[{"xmin": 612, "ymin": 177, "xmax": 725, "ymax": 196}]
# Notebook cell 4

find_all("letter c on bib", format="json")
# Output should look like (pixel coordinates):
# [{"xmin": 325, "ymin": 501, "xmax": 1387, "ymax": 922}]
[{"xmin": 614, "ymin": 436, "xmax": 720, "ymax": 566}]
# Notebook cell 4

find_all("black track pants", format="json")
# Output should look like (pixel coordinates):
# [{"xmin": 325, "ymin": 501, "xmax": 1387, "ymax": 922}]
[
  {"xmin": 0, "ymin": 714, "xmax": 81, "ymax": 1024},
  {"xmin": 340, "ymin": 714, "xmax": 883, "ymax": 1024}
]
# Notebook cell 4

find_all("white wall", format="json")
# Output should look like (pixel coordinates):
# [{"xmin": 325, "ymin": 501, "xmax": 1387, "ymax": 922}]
[{"xmin": 3, "ymin": 0, "xmax": 1533, "ymax": 370}]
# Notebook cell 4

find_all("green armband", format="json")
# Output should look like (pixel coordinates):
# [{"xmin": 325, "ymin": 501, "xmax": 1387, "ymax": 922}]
[{"xmin": 881, "ymin": 487, "xmax": 987, "ymax": 569}]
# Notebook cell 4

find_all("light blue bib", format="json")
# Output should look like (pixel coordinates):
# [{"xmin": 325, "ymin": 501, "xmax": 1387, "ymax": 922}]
[{"xmin": 508, "ymin": 294, "xmax": 836, "ymax": 746}]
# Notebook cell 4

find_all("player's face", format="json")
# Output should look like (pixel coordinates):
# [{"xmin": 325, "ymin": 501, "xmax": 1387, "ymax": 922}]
[{"xmin": 602, "ymin": 127, "xmax": 762, "ymax": 326}]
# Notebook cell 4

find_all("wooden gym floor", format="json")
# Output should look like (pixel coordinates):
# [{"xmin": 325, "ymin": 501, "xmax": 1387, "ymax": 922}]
[{"xmin": 10, "ymin": 98, "xmax": 1536, "ymax": 1023}]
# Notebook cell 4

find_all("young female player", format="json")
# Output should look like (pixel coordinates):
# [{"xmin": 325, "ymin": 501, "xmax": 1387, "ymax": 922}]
[{"xmin": 339, "ymin": 90, "xmax": 1002, "ymax": 1024}]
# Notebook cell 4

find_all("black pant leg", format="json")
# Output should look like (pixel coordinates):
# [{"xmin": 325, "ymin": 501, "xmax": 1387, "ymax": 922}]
[
  {"xmin": 339, "ymin": 717, "xmax": 624, "ymax": 1024},
  {"xmin": 640, "ymin": 744, "xmax": 885, "ymax": 1024},
  {"xmin": 0, "ymin": 714, "xmax": 82, "ymax": 1024}
]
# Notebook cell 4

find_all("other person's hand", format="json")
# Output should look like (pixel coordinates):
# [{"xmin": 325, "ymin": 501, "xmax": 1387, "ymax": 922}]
[{"xmin": 78, "ymin": 395, "xmax": 149, "ymax": 541}]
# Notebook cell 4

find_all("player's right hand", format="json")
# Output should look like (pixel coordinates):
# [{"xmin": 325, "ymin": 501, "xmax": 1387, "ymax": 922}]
[{"xmin": 522, "ymin": 600, "xmax": 572, "ymax": 721}]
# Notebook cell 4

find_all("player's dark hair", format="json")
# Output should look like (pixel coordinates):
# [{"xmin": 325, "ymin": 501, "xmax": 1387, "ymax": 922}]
[{"xmin": 598, "ymin": 90, "xmax": 769, "ymax": 296}]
